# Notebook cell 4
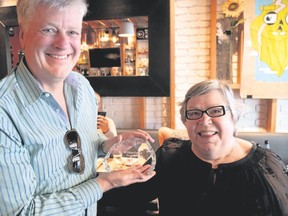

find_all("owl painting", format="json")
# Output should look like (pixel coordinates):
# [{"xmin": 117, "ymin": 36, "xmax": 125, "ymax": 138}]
[{"xmin": 250, "ymin": 0, "xmax": 288, "ymax": 76}]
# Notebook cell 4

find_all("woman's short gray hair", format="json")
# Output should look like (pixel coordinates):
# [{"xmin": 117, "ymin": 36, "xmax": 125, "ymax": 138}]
[
  {"xmin": 17, "ymin": 0, "xmax": 88, "ymax": 30},
  {"xmin": 179, "ymin": 80, "xmax": 241, "ymax": 125}
]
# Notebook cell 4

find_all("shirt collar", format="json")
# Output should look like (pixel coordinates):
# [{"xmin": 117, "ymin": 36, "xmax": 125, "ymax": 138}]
[{"xmin": 15, "ymin": 58, "xmax": 81, "ymax": 107}]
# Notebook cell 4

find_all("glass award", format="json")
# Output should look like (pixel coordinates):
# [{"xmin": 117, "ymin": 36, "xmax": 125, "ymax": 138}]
[{"xmin": 97, "ymin": 137, "xmax": 156, "ymax": 172}]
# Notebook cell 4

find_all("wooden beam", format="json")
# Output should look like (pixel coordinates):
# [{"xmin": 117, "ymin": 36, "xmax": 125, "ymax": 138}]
[
  {"xmin": 237, "ymin": 12, "xmax": 244, "ymax": 85},
  {"xmin": 170, "ymin": 0, "xmax": 176, "ymax": 128},
  {"xmin": 139, "ymin": 97, "xmax": 146, "ymax": 129},
  {"xmin": 210, "ymin": 0, "xmax": 217, "ymax": 79},
  {"xmin": 267, "ymin": 99, "xmax": 277, "ymax": 132}
]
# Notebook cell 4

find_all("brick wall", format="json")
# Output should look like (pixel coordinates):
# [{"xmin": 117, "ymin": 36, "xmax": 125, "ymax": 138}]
[
  {"xmin": 2, "ymin": 0, "xmax": 287, "ymax": 132},
  {"xmin": 172, "ymin": 0, "xmax": 288, "ymax": 133},
  {"xmin": 105, "ymin": 0, "xmax": 288, "ymax": 133},
  {"xmin": 276, "ymin": 100, "xmax": 288, "ymax": 132}
]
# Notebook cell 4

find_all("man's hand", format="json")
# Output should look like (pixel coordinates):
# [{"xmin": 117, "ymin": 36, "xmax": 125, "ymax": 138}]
[{"xmin": 96, "ymin": 164, "xmax": 156, "ymax": 192}]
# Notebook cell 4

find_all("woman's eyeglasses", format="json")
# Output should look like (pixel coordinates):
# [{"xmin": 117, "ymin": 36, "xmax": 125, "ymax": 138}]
[
  {"xmin": 64, "ymin": 129, "xmax": 85, "ymax": 174},
  {"xmin": 186, "ymin": 105, "xmax": 230, "ymax": 120}
]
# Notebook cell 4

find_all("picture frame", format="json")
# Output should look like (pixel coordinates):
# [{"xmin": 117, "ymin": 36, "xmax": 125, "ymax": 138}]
[{"xmin": 240, "ymin": 0, "xmax": 288, "ymax": 99}]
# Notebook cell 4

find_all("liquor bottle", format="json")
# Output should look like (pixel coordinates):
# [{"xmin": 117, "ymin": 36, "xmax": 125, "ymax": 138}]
[{"xmin": 264, "ymin": 140, "xmax": 270, "ymax": 149}]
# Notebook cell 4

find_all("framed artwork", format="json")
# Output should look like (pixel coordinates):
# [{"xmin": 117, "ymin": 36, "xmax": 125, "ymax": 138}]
[{"xmin": 241, "ymin": 0, "xmax": 288, "ymax": 98}]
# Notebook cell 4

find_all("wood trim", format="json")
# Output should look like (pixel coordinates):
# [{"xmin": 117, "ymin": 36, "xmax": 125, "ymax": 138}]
[
  {"xmin": 139, "ymin": 97, "xmax": 146, "ymax": 129},
  {"xmin": 140, "ymin": 0, "xmax": 174, "ymax": 129},
  {"xmin": 237, "ymin": 12, "xmax": 244, "ymax": 85},
  {"xmin": 267, "ymin": 99, "xmax": 277, "ymax": 132},
  {"xmin": 170, "ymin": 0, "xmax": 176, "ymax": 128},
  {"xmin": 210, "ymin": 0, "xmax": 217, "ymax": 79}
]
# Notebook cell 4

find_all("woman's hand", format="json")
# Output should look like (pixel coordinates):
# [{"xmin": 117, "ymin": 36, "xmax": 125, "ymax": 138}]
[
  {"xmin": 97, "ymin": 115, "xmax": 109, "ymax": 133},
  {"xmin": 96, "ymin": 164, "xmax": 156, "ymax": 192}
]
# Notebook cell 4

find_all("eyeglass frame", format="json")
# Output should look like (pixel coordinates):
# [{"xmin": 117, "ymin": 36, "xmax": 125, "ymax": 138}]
[
  {"xmin": 64, "ymin": 129, "xmax": 85, "ymax": 174},
  {"xmin": 185, "ymin": 105, "xmax": 230, "ymax": 120}
]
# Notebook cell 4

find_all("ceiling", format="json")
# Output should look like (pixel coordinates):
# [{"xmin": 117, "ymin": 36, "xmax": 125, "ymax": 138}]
[{"xmin": 83, "ymin": 16, "xmax": 148, "ymax": 30}]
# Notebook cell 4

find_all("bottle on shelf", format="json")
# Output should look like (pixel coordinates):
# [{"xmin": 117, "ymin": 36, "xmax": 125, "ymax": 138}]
[{"xmin": 264, "ymin": 140, "xmax": 270, "ymax": 149}]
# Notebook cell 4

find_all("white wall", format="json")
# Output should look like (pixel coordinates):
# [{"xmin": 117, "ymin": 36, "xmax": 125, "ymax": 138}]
[
  {"xmin": 2, "ymin": 0, "xmax": 287, "ymax": 132},
  {"xmin": 104, "ymin": 0, "xmax": 288, "ymax": 133}
]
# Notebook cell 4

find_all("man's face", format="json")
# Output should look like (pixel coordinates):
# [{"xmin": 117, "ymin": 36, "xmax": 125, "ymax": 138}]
[{"xmin": 19, "ymin": 5, "xmax": 83, "ymax": 84}]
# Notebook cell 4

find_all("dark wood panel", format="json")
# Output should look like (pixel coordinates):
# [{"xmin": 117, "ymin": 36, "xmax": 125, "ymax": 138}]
[
  {"xmin": 0, "ymin": 25, "xmax": 11, "ymax": 79},
  {"xmin": 0, "ymin": 6, "xmax": 18, "ymax": 27},
  {"xmin": 85, "ymin": 0, "xmax": 170, "ymax": 96},
  {"xmin": 85, "ymin": 0, "xmax": 164, "ymax": 20},
  {"xmin": 0, "ymin": 6, "xmax": 17, "ymax": 79}
]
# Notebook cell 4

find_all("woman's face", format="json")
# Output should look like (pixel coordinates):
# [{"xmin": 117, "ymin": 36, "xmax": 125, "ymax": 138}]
[{"xmin": 184, "ymin": 90, "xmax": 235, "ymax": 161}]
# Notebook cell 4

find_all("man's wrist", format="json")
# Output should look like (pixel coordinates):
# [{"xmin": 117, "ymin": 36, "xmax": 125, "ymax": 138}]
[
  {"xmin": 96, "ymin": 175, "xmax": 113, "ymax": 192},
  {"xmin": 100, "ymin": 141, "xmax": 107, "ymax": 154}
]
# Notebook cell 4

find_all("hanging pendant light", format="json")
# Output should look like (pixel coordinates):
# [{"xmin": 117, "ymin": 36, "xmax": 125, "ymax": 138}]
[{"xmin": 118, "ymin": 19, "xmax": 135, "ymax": 37}]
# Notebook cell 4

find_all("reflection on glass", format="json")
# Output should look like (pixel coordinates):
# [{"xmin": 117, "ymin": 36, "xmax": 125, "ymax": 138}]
[
  {"xmin": 77, "ymin": 17, "xmax": 149, "ymax": 77},
  {"xmin": 96, "ymin": 137, "xmax": 156, "ymax": 173}
]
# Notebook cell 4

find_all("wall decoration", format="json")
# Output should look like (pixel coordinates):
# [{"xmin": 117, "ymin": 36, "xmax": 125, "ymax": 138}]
[
  {"xmin": 241, "ymin": 0, "xmax": 288, "ymax": 98},
  {"xmin": 216, "ymin": 0, "xmax": 244, "ymax": 83}
]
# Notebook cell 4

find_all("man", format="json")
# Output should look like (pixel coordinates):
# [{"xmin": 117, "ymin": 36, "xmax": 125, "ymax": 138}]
[{"xmin": 0, "ymin": 0, "xmax": 154, "ymax": 215}]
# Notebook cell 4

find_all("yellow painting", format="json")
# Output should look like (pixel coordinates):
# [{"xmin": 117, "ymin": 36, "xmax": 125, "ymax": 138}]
[
  {"xmin": 241, "ymin": 0, "xmax": 288, "ymax": 98},
  {"xmin": 250, "ymin": 0, "xmax": 288, "ymax": 76}
]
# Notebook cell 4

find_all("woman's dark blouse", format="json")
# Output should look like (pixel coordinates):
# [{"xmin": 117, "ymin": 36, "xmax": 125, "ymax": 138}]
[{"xmin": 101, "ymin": 138, "xmax": 288, "ymax": 216}]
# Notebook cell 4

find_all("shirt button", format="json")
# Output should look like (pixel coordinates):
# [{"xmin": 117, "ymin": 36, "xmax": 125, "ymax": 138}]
[
  {"xmin": 45, "ymin": 93, "xmax": 50, "ymax": 97},
  {"xmin": 56, "ymin": 109, "xmax": 60, "ymax": 112}
]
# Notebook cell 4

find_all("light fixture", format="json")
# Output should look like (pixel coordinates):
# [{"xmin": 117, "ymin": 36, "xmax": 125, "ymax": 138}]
[
  {"xmin": 86, "ymin": 25, "xmax": 96, "ymax": 45},
  {"xmin": 111, "ymin": 28, "xmax": 120, "ymax": 46},
  {"xmin": 99, "ymin": 29, "xmax": 110, "ymax": 42},
  {"xmin": 118, "ymin": 19, "xmax": 135, "ymax": 37}
]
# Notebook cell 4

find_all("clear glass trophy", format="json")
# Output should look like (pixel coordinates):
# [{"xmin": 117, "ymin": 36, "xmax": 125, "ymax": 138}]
[{"xmin": 97, "ymin": 137, "xmax": 156, "ymax": 173}]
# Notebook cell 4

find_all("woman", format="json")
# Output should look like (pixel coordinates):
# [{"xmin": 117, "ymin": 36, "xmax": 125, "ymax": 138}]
[{"xmin": 101, "ymin": 80, "xmax": 288, "ymax": 216}]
